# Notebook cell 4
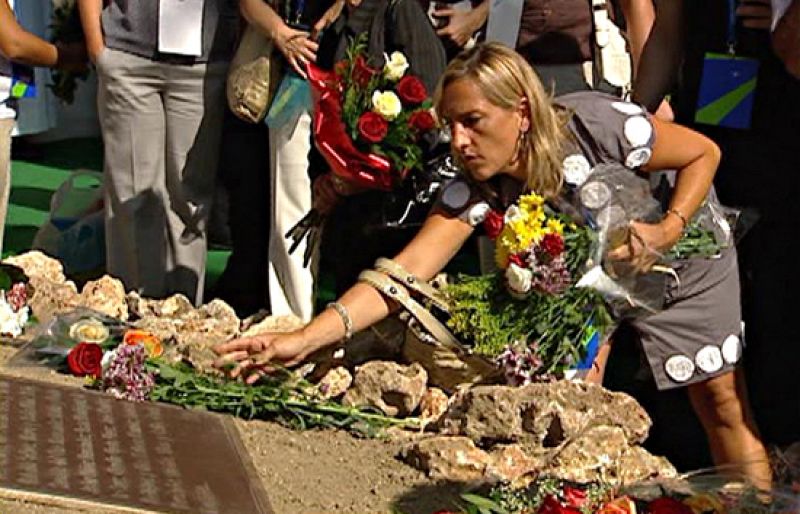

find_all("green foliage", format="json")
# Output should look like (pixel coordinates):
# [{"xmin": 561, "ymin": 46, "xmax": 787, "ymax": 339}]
[
  {"xmin": 666, "ymin": 222, "xmax": 723, "ymax": 260},
  {"xmin": 461, "ymin": 479, "xmax": 614, "ymax": 514},
  {"xmin": 149, "ymin": 361, "xmax": 419, "ymax": 438},
  {"xmin": 445, "ymin": 223, "xmax": 614, "ymax": 376}
]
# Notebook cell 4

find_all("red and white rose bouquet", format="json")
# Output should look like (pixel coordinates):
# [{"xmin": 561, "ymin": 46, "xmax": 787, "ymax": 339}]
[{"xmin": 286, "ymin": 36, "xmax": 439, "ymax": 264}]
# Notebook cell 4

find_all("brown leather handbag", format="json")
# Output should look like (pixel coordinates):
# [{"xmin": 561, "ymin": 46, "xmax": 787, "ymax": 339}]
[
  {"xmin": 226, "ymin": 23, "xmax": 283, "ymax": 123},
  {"xmin": 358, "ymin": 258, "xmax": 500, "ymax": 392}
]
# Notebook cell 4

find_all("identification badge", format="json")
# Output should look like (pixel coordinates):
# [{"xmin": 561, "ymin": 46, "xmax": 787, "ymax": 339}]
[
  {"xmin": 264, "ymin": 73, "xmax": 311, "ymax": 130},
  {"xmin": 158, "ymin": 0, "xmax": 204, "ymax": 56},
  {"xmin": 694, "ymin": 53, "xmax": 759, "ymax": 130},
  {"xmin": 11, "ymin": 63, "xmax": 36, "ymax": 98}
]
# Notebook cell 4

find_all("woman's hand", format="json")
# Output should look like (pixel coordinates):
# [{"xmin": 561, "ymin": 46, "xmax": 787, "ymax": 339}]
[
  {"xmin": 274, "ymin": 25, "xmax": 318, "ymax": 78},
  {"xmin": 606, "ymin": 218, "xmax": 683, "ymax": 272},
  {"xmin": 433, "ymin": 2, "xmax": 488, "ymax": 48},
  {"xmin": 213, "ymin": 331, "xmax": 315, "ymax": 384},
  {"xmin": 311, "ymin": 0, "xmax": 344, "ymax": 40}
]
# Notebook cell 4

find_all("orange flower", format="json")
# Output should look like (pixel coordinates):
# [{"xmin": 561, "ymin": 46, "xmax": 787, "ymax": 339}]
[
  {"xmin": 597, "ymin": 497, "xmax": 637, "ymax": 514},
  {"xmin": 123, "ymin": 329, "xmax": 163, "ymax": 358}
]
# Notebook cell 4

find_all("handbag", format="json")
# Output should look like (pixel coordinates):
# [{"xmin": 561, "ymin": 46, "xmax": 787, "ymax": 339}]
[
  {"xmin": 226, "ymin": 23, "xmax": 283, "ymax": 123},
  {"xmin": 358, "ymin": 258, "xmax": 501, "ymax": 392}
]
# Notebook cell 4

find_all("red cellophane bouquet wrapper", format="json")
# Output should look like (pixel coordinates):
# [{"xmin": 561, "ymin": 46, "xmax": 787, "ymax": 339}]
[{"xmin": 286, "ymin": 35, "xmax": 438, "ymax": 266}]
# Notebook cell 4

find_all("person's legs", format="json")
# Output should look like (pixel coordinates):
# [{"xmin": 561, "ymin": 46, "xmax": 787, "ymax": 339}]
[
  {"xmin": 162, "ymin": 60, "xmax": 228, "ymax": 304},
  {"xmin": 97, "ymin": 49, "xmax": 170, "ymax": 297},
  {"xmin": 267, "ymin": 112, "xmax": 315, "ymax": 321},
  {"xmin": 687, "ymin": 369, "xmax": 772, "ymax": 491},
  {"xmin": 0, "ymin": 118, "xmax": 15, "ymax": 256}
]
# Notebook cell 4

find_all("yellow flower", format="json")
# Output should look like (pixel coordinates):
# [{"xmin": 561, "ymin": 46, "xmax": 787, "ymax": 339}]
[
  {"xmin": 495, "ymin": 244, "xmax": 510, "ymax": 269},
  {"xmin": 546, "ymin": 218, "xmax": 565, "ymax": 235},
  {"xmin": 383, "ymin": 51, "xmax": 409, "ymax": 81},
  {"xmin": 372, "ymin": 90, "xmax": 402, "ymax": 120},
  {"xmin": 519, "ymin": 193, "xmax": 544, "ymax": 213}
]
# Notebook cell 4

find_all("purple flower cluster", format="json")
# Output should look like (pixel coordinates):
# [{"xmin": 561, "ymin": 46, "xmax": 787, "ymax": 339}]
[
  {"xmin": 6, "ymin": 283, "xmax": 28, "ymax": 313},
  {"xmin": 496, "ymin": 344, "xmax": 544, "ymax": 386},
  {"xmin": 529, "ymin": 253, "xmax": 571, "ymax": 295},
  {"xmin": 102, "ymin": 344, "xmax": 155, "ymax": 402}
]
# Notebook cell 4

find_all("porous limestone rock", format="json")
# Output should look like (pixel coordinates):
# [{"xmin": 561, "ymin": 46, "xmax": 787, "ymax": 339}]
[
  {"xmin": 127, "ymin": 292, "xmax": 195, "ymax": 320},
  {"xmin": 23, "ymin": 277, "xmax": 79, "ymax": 321},
  {"xmin": 485, "ymin": 444, "xmax": 541, "ymax": 484},
  {"xmin": 614, "ymin": 446, "xmax": 677, "ymax": 485},
  {"xmin": 343, "ymin": 361, "xmax": 428, "ymax": 417},
  {"xmin": 403, "ymin": 436, "xmax": 489, "ymax": 482},
  {"xmin": 517, "ymin": 381, "xmax": 652, "ymax": 445},
  {"xmin": 4, "ymin": 251, "xmax": 66, "ymax": 283},
  {"xmin": 402, "ymin": 438, "xmax": 540, "ymax": 484},
  {"xmin": 80, "ymin": 275, "xmax": 128, "ymax": 321},
  {"xmin": 438, "ymin": 385, "xmax": 523, "ymax": 444},
  {"xmin": 240, "ymin": 314, "xmax": 304, "ymax": 338},
  {"xmin": 419, "ymin": 387, "xmax": 449, "ymax": 425},
  {"xmin": 316, "ymin": 366, "xmax": 353, "ymax": 399}
]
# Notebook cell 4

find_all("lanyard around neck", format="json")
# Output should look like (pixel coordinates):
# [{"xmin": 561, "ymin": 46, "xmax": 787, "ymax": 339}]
[{"xmin": 727, "ymin": 0, "xmax": 738, "ymax": 54}]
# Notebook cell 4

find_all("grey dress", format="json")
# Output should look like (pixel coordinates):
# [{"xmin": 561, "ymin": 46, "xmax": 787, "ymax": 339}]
[{"xmin": 437, "ymin": 92, "xmax": 743, "ymax": 390}]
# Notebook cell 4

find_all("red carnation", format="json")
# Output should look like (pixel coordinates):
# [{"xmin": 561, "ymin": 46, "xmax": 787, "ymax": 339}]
[
  {"xmin": 357, "ymin": 111, "xmax": 389, "ymax": 143},
  {"xmin": 563, "ymin": 487, "xmax": 588, "ymax": 508},
  {"xmin": 508, "ymin": 253, "xmax": 527, "ymax": 267},
  {"xmin": 396, "ymin": 75, "xmax": 428, "ymax": 104},
  {"xmin": 538, "ymin": 495, "xmax": 581, "ymax": 514},
  {"xmin": 334, "ymin": 59, "xmax": 349, "ymax": 78},
  {"xmin": 352, "ymin": 55, "xmax": 378, "ymax": 87},
  {"xmin": 409, "ymin": 110, "xmax": 436, "ymax": 133},
  {"xmin": 647, "ymin": 497, "xmax": 694, "ymax": 514},
  {"xmin": 482, "ymin": 210, "xmax": 505, "ymax": 239},
  {"xmin": 67, "ymin": 342, "xmax": 103, "ymax": 378},
  {"xmin": 541, "ymin": 233, "xmax": 565, "ymax": 257}
]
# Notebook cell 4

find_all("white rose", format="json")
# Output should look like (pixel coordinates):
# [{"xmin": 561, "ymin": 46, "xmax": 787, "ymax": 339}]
[
  {"xmin": 372, "ymin": 90, "xmax": 402, "ymax": 120},
  {"xmin": 505, "ymin": 263, "xmax": 533, "ymax": 295},
  {"xmin": 383, "ymin": 52, "xmax": 409, "ymax": 81}
]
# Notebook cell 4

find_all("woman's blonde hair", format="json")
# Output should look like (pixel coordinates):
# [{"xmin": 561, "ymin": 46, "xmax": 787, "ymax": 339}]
[{"xmin": 433, "ymin": 42, "xmax": 569, "ymax": 198}]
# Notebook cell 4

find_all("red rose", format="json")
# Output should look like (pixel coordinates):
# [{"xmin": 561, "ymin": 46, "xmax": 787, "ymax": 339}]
[
  {"xmin": 538, "ymin": 495, "xmax": 581, "ymax": 514},
  {"xmin": 409, "ymin": 110, "xmax": 436, "ymax": 133},
  {"xmin": 396, "ymin": 75, "xmax": 428, "ymax": 104},
  {"xmin": 357, "ymin": 111, "xmax": 389, "ymax": 143},
  {"xmin": 67, "ymin": 342, "xmax": 103, "ymax": 378},
  {"xmin": 352, "ymin": 55, "xmax": 378, "ymax": 87},
  {"xmin": 541, "ymin": 233, "xmax": 565, "ymax": 257},
  {"xmin": 508, "ymin": 253, "xmax": 527, "ymax": 267},
  {"xmin": 482, "ymin": 210, "xmax": 505, "ymax": 239},
  {"xmin": 334, "ymin": 59, "xmax": 349, "ymax": 78},
  {"xmin": 647, "ymin": 497, "xmax": 694, "ymax": 514}
]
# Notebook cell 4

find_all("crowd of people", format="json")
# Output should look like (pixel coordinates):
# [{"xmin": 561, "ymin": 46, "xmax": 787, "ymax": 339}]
[{"xmin": 3, "ymin": 0, "xmax": 799, "ymax": 495}]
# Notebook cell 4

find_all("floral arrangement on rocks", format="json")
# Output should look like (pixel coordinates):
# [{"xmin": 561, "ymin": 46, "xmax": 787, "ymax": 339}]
[
  {"xmin": 0, "ymin": 265, "xmax": 31, "ymax": 338},
  {"xmin": 455, "ymin": 474, "xmax": 788, "ymax": 514}
]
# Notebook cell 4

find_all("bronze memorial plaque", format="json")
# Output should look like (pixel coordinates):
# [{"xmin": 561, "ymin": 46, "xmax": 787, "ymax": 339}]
[{"xmin": 0, "ymin": 375, "xmax": 272, "ymax": 513}]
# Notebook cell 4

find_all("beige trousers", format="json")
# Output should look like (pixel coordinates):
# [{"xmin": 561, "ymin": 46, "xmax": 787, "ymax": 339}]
[
  {"xmin": 267, "ymin": 112, "xmax": 316, "ymax": 321},
  {"xmin": 96, "ymin": 48, "xmax": 228, "ymax": 304},
  {"xmin": 0, "ymin": 117, "xmax": 15, "ymax": 256}
]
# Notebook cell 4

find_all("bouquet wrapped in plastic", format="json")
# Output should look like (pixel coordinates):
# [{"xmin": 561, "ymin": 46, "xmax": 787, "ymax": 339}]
[{"xmin": 446, "ymin": 163, "xmax": 732, "ymax": 384}]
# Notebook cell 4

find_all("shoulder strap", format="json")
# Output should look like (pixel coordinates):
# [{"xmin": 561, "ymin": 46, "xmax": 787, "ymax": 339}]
[
  {"xmin": 358, "ymin": 270, "xmax": 465, "ymax": 354},
  {"xmin": 373, "ymin": 258, "xmax": 450, "ymax": 313}
]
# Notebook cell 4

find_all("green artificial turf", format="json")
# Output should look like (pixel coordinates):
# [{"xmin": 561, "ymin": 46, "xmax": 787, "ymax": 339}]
[{"xmin": 4, "ymin": 138, "xmax": 231, "ymax": 289}]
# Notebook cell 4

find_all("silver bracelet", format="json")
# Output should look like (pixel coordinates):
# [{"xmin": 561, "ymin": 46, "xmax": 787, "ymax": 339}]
[{"xmin": 326, "ymin": 302, "xmax": 354, "ymax": 341}]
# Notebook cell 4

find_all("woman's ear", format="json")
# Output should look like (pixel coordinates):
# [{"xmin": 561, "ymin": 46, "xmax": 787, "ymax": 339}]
[{"xmin": 518, "ymin": 98, "xmax": 531, "ymax": 133}]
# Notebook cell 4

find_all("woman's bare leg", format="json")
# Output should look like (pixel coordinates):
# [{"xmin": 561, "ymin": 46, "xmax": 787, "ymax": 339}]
[{"xmin": 687, "ymin": 369, "xmax": 772, "ymax": 491}]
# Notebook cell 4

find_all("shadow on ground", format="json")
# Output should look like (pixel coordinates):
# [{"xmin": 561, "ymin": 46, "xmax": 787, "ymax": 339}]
[{"xmin": 391, "ymin": 480, "xmax": 471, "ymax": 514}]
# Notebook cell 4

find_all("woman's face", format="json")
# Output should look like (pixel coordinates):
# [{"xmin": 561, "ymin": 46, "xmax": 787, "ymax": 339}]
[{"xmin": 438, "ymin": 78, "xmax": 529, "ymax": 182}]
